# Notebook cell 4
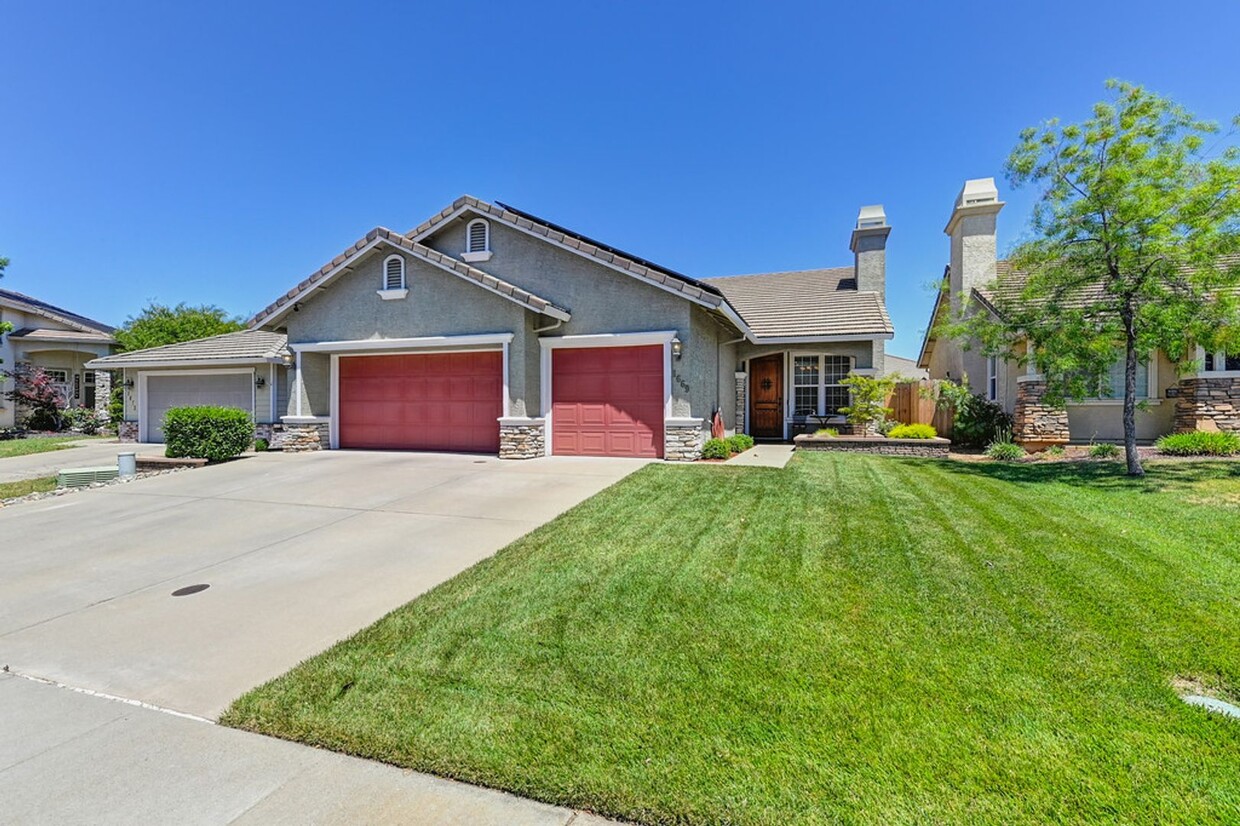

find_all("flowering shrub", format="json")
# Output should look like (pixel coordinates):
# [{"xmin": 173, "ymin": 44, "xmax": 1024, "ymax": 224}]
[
  {"xmin": 61, "ymin": 406, "xmax": 108, "ymax": 435},
  {"xmin": 2, "ymin": 365, "xmax": 66, "ymax": 430}
]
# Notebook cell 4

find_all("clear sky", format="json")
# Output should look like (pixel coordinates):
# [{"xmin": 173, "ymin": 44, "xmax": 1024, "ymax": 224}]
[{"xmin": 4, "ymin": 1, "xmax": 1238, "ymax": 357}]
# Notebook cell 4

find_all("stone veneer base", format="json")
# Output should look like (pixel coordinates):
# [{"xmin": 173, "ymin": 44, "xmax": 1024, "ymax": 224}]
[
  {"xmin": 282, "ymin": 420, "xmax": 330, "ymax": 452},
  {"xmin": 665, "ymin": 419, "xmax": 705, "ymax": 462},
  {"xmin": 1013, "ymin": 377, "xmax": 1070, "ymax": 447},
  {"xmin": 793, "ymin": 434, "xmax": 950, "ymax": 458},
  {"xmin": 1175, "ymin": 376, "xmax": 1240, "ymax": 433},
  {"xmin": 499, "ymin": 419, "xmax": 545, "ymax": 459}
]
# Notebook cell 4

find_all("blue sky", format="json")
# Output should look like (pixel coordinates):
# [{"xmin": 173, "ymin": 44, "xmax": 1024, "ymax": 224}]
[{"xmin": 3, "ymin": 1, "xmax": 1238, "ymax": 358}]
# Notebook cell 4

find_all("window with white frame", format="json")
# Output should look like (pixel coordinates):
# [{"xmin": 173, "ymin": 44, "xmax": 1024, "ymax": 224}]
[
  {"xmin": 986, "ymin": 356, "xmax": 998, "ymax": 401},
  {"xmin": 1088, "ymin": 356, "xmax": 1150, "ymax": 399},
  {"xmin": 792, "ymin": 355, "xmax": 852, "ymax": 417},
  {"xmin": 382, "ymin": 255, "xmax": 405, "ymax": 290},
  {"xmin": 1204, "ymin": 351, "xmax": 1240, "ymax": 372},
  {"xmin": 43, "ymin": 369, "xmax": 69, "ymax": 384},
  {"xmin": 466, "ymin": 219, "xmax": 490, "ymax": 255}
]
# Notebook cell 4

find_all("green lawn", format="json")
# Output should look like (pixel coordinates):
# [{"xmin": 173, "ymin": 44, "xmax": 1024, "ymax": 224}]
[
  {"xmin": 224, "ymin": 454, "xmax": 1240, "ymax": 825},
  {"xmin": 0, "ymin": 476, "xmax": 57, "ymax": 499},
  {"xmin": 0, "ymin": 435, "xmax": 104, "ymax": 459}
]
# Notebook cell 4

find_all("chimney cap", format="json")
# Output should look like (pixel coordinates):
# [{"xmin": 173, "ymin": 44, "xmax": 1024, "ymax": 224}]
[
  {"xmin": 955, "ymin": 178, "xmax": 1000, "ymax": 208},
  {"xmin": 855, "ymin": 204, "xmax": 887, "ymax": 229}
]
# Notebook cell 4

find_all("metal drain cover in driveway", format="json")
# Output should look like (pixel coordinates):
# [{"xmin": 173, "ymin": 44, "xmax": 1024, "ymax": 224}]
[{"xmin": 171, "ymin": 584, "xmax": 210, "ymax": 597}]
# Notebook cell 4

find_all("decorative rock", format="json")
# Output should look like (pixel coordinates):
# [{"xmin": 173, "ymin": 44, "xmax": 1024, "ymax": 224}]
[
  {"xmin": 499, "ymin": 419, "xmax": 545, "ymax": 459},
  {"xmin": 0, "ymin": 465, "xmax": 195, "ymax": 509},
  {"xmin": 1013, "ymin": 378, "xmax": 1070, "ymax": 448}
]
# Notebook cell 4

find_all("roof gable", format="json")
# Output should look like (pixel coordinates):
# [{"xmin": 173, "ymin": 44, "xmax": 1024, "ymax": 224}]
[{"xmin": 0, "ymin": 288, "xmax": 115, "ymax": 337}]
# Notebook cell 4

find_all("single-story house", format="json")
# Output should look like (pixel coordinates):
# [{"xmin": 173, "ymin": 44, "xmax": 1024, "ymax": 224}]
[
  {"xmin": 1, "ymin": 288, "xmax": 117, "ymax": 428},
  {"xmin": 91, "ymin": 196, "xmax": 896, "ymax": 460},
  {"xmin": 917, "ymin": 177, "xmax": 1240, "ymax": 445}
]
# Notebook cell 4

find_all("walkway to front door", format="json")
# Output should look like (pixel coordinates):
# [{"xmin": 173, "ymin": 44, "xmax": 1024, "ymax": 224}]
[{"xmin": 749, "ymin": 353, "xmax": 783, "ymax": 439}]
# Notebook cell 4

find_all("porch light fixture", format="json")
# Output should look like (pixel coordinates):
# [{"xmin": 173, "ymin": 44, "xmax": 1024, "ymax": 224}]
[
  {"xmin": 281, "ymin": 352, "xmax": 294, "ymax": 366},
  {"xmin": 255, "ymin": 376, "xmax": 266, "ymax": 389},
  {"xmin": 123, "ymin": 378, "xmax": 135, "ymax": 389},
  {"xmin": 671, "ymin": 337, "xmax": 683, "ymax": 360}
]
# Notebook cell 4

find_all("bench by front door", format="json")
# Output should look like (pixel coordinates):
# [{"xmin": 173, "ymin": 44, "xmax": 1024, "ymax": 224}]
[{"xmin": 749, "ymin": 354, "xmax": 783, "ymax": 439}]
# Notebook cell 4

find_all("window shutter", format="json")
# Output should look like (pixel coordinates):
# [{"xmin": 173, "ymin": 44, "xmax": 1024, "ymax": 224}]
[
  {"xmin": 468, "ymin": 221, "xmax": 488, "ymax": 253},
  {"xmin": 385, "ymin": 256, "xmax": 404, "ymax": 290}
]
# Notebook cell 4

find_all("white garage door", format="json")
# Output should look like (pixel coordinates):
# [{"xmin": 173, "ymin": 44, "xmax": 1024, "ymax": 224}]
[{"xmin": 143, "ymin": 373, "xmax": 253, "ymax": 443}]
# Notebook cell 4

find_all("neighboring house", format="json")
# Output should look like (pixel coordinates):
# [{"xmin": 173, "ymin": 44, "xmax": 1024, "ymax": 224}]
[
  {"xmin": 91, "ymin": 196, "xmax": 896, "ymax": 459},
  {"xmin": 918, "ymin": 178, "xmax": 1240, "ymax": 445},
  {"xmin": 0, "ymin": 289, "xmax": 117, "ymax": 428},
  {"xmin": 883, "ymin": 354, "xmax": 928, "ymax": 382}
]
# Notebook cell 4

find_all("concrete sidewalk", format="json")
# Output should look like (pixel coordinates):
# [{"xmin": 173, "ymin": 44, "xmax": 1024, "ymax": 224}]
[
  {"xmin": 0, "ymin": 672, "xmax": 619, "ymax": 825},
  {"xmin": 726, "ymin": 443, "xmax": 795, "ymax": 468},
  {"xmin": 0, "ymin": 439, "xmax": 139, "ymax": 483}
]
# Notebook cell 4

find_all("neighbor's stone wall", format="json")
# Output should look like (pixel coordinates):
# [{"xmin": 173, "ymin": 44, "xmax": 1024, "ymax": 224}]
[
  {"xmin": 665, "ymin": 419, "xmax": 704, "ymax": 462},
  {"xmin": 253, "ymin": 422, "xmax": 285, "ymax": 449},
  {"xmin": 794, "ymin": 435, "xmax": 950, "ymax": 458},
  {"xmin": 93, "ymin": 370, "xmax": 112, "ymax": 416},
  {"xmin": 118, "ymin": 421, "xmax": 138, "ymax": 442},
  {"xmin": 1175, "ymin": 376, "xmax": 1240, "ymax": 433},
  {"xmin": 1013, "ymin": 378, "xmax": 1070, "ymax": 446},
  {"xmin": 734, "ymin": 372, "xmax": 747, "ymax": 436},
  {"xmin": 499, "ymin": 419, "xmax": 545, "ymax": 459},
  {"xmin": 282, "ymin": 420, "xmax": 330, "ymax": 452}
]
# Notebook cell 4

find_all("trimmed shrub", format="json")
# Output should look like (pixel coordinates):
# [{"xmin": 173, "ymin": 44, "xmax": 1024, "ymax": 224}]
[
  {"xmin": 985, "ymin": 440, "xmax": 1025, "ymax": 461},
  {"xmin": 1089, "ymin": 442, "xmax": 1120, "ymax": 459},
  {"xmin": 1156, "ymin": 430, "xmax": 1240, "ymax": 456},
  {"xmin": 164, "ymin": 406, "xmax": 253, "ymax": 462},
  {"xmin": 727, "ymin": 433, "xmax": 755, "ymax": 453},
  {"xmin": 700, "ymin": 438, "xmax": 731, "ymax": 460},
  {"xmin": 815, "ymin": 427, "xmax": 839, "ymax": 437},
  {"xmin": 887, "ymin": 423, "xmax": 937, "ymax": 440},
  {"xmin": 62, "ymin": 406, "xmax": 107, "ymax": 435}
]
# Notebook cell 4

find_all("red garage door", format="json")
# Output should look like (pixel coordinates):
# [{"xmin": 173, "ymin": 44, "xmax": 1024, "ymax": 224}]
[
  {"xmin": 552, "ymin": 345, "xmax": 664, "ymax": 458},
  {"xmin": 338, "ymin": 352, "xmax": 502, "ymax": 452}
]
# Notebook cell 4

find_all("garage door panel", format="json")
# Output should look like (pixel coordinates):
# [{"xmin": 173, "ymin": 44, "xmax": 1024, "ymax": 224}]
[
  {"xmin": 339, "ymin": 352, "xmax": 501, "ymax": 452},
  {"xmin": 551, "ymin": 345, "xmax": 663, "ymax": 459}
]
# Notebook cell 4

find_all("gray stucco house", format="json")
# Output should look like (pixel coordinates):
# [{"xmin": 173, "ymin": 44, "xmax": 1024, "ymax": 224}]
[
  {"xmin": 91, "ymin": 196, "xmax": 895, "ymax": 460},
  {"xmin": 1, "ymin": 289, "xmax": 117, "ymax": 428}
]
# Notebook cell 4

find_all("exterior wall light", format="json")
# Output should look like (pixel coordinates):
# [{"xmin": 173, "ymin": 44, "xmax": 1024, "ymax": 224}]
[
  {"xmin": 255, "ymin": 376, "xmax": 266, "ymax": 389},
  {"xmin": 123, "ymin": 378, "xmax": 135, "ymax": 389},
  {"xmin": 671, "ymin": 337, "xmax": 683, "ymax": 360}
]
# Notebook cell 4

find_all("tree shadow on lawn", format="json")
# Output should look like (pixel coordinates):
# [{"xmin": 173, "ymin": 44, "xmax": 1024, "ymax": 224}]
[{"xmin": 925, "ymin": 455, "xmax": 1240, "ymax": 495}]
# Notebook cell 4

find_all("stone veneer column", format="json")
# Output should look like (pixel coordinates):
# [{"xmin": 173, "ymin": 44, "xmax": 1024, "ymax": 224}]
[
  {"xmin": 282, "ymin": 419, "xmax": 330, "ymax": 452},
  {"xmin": 1174, "ymin": 376, "xmax": 1240, "ymax": 433},
  {"xmin": 118, "ymin": 421, "xmax": 138, "ymax": 442},
  {"xmin": 498, "ymin": 418, "xmax": 545, "ymax": 459},
  {"xmin": 664, "ymin": 418, "xmax": 705, "ymax": 461},
  {"xmin": 1012, "ymin": 376, "xmax": 1070, "ymax": 448},
  {"xmin": 734, "ymin": 372, "xmax": 747, "ymax": 435},
  {"xmin": 93, "ymin": 370, "xmax": 112, "ymax": 416}
]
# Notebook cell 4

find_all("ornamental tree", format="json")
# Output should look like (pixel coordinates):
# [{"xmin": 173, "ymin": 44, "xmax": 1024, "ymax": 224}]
[
  {"xmin": 3, "ymin": 364, "xmax": 67, "ymax": 430},
  {"xmin": 116, "ymin": 302, "xmax": 245, "ymax": 352},
  {"xmin": 956, "ymin": 81, "xmax": 1240, "ymax": 476}
]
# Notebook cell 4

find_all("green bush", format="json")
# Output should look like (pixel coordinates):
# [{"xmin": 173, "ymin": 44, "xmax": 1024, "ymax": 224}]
[
  {"xmin": 61, "ymin": 406, "xmax": 107, "ymax": 435},
  {"xmin": 985, "ymin": 440, "xmax": 1025, "ymax": 461},
  {"xmin": 815, "ymin": 427, "xmax": 839, "ymax": 437},
  {"xmin": 254, "ymin": 437, "xmax": 270, "ymax": 452},
  {"xmin": 887, "ymin": 423, "xmax": 937, "ymax": 440},
  {"xmin": 163, "ymin": 406, "xmax": 253, "ymax": 462},
  {"xmin": 936, "ymin": 380, "xmax": 1013, "ymax": 448},
  {"xmin": 1043, "ymin": 444, "xmax": 1066, "ymax": 458},
  {"xmin": 726, "ymin": 433, "xmax": 754, "ymax": 453},
  {"xmin": 700, "ymin": 438, "xmax": 731, "ymax": 460},
  {"xmin": 1089, "ymin": 442, "xmax": 1120, "ymax": 459},
  {"xmin": 1156, "ymin": 430, "xmax": 1240, "ymax": 456}
]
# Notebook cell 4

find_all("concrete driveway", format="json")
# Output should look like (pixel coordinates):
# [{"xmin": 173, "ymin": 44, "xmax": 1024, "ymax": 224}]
[{"xmin": 0, "ymin": 449, "xmax": 643, "ymax": 718}]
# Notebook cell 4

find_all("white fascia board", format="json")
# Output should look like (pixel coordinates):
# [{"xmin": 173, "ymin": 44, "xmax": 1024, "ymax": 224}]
[
  {"xmin": 86, "ymin": 357, "xmax": 283, "ymax": 369},
  {"xmin": 252, "ymin": 237, "xmax": 385, "ymax": 329},
  {"xmin": 750, "ymin": 333, "xmax": 893, "ymax": 345},
  {"xmin": 537, "ymin": 330, "xmax": 678, "ymax": 350},
  {"xmin": 291, "ymin": 333, "xmax": 515, "ymax": 353}
]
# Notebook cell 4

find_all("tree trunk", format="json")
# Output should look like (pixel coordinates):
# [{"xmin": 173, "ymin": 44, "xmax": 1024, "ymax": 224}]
[{"xmin": 1121, "ymin": 308, "xmax": 1144, "ymax": 476}]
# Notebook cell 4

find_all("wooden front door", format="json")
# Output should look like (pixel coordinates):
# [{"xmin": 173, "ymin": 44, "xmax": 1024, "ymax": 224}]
[{"xmin": 749, "ymin": 354, "xmax": 784, "ymax": 439}]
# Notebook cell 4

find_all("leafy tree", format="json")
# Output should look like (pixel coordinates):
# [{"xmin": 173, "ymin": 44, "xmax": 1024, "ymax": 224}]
[
  {"xmin": 954, "ymin": 81, "xmax": 1240, "ymax": 476},
  {"xmin": 839, "ymin": 373, "xmax": 898, "ymax": 434},
  {"xmin": 115, "ymin": 302, "xmax": 246, "ymax": 352},
  {"xmin": 3, "ymin": 364, "xmax": 66, "ymax": 430}
]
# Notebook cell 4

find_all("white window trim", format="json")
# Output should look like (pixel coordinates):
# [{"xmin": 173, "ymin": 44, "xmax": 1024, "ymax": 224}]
[
  {"xmin": 43, "ymin": 368, "xmax": 70, "ymax": 383},
  {"xmin": 986, "ymin": 356, "xmax": 998, "ymax": 401},
  {"xmin": 462, "ymin": 219, "xmax": 492, "ymax": 263},
  {"xmin": 1197, "ymin": 345, "xmax": 1240, "ymax": 378},
  {"xmin": 538, "ymin": 330, "xmax": 677, "ymax": 459},
  {"xmin": 136, "ymin": 368, "xmax": 256, "ymax": 443},
  {"xmin": 379, "ymin": 254, "xmax": 407, "ymax": 298},
  {"xmin": 783, "ymin": 352, "xmax": 855, "ymax": 439},
  {"xmin": 1081, "ymin": 351, "xmax": 1157, "ymax": 402},
  {"xmin": 319, "ymin": 333, "xmax": 514, "ymax": 450}
]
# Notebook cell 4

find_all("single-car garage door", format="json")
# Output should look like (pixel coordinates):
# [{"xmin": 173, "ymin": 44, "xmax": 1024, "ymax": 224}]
[
  {"xmin": 144, "ymin": 373, "xmax": 253, "ymax": 443},
  {"xmin": 338, "ymin": 352, "xmax": 502, "ymax": 452},
  {"xmin": 552, "ymin": 345, "xmax": 664, "ymax": 458}
]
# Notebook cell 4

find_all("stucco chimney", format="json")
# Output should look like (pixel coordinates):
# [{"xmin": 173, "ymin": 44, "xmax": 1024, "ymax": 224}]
[
  {"xmin": 851, "ymin": 204, "xmax": 890, "ymax": 300},
  {"xmin": 944, "ymin": 178, "xmax": 1004, "ymax": 310}
]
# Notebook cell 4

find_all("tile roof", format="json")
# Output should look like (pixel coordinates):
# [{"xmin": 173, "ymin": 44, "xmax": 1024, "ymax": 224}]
[
  {"xmin": 408, "ymin": 196, "xmax": 727, "ymax": 309},
  {"xmin": 703, "ymin": 268, "xmax": 893, "ymax": 340},
  {"xmin": 0, "ymin": 288, "xmax": 115, "ymax": 335},
  {"xmin": 88, "ymin": 330, "xmax": 289, "ymax": 367},
  {"xmin": 250, "ymin": 227, "xmax": 570, "ymax": 327},
  {"xmin": 7, "ymin": 327, "xmax": 117, "ymax": 344}
]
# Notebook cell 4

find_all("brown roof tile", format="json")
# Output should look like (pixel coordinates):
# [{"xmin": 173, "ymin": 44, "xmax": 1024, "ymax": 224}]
[{"xmin": 704, "ymin": 268, "xmax": 893, "ymax": 339}]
